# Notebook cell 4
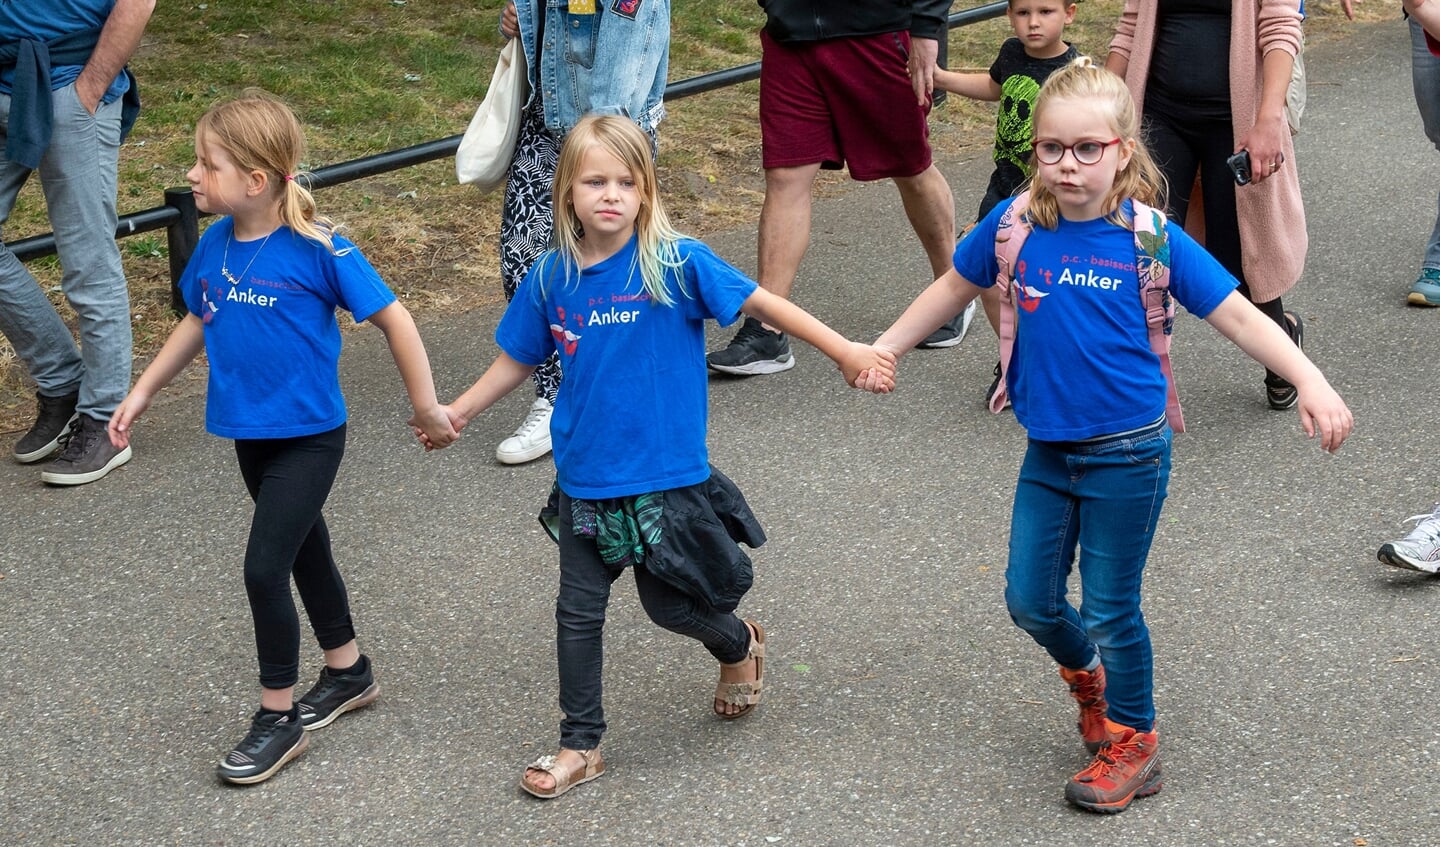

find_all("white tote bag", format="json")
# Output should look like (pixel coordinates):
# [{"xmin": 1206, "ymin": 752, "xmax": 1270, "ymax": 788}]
[{"xmin": 456, "ymin": 38, "xmax": 529, "ymax": 192}]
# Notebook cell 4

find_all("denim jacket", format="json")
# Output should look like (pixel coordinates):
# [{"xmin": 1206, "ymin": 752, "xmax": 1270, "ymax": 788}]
[{"xmin": 513, "ymin": 0, "xmax": 669, "ymax": 138}]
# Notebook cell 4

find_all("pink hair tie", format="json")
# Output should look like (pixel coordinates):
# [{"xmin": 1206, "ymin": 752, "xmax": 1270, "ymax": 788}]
[{"xmin": 284, "ymin": 174, "xmax": 296, "ymax": 182}]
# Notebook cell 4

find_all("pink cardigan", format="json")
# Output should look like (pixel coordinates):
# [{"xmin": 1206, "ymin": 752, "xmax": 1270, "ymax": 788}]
[{"xmin": 1109, "ymin": 0, "xmax": 1306, "ymax": 302}]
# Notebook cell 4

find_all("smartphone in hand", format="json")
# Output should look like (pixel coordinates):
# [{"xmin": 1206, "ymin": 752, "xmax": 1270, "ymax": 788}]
[{"xmin": 1226, "ymin": 150, "xmax": 1252, "ymax": 185}]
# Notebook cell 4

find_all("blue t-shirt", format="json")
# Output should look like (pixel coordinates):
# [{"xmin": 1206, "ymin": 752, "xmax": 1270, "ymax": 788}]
[
  {"xmin": 0, "ymin": 1, "xmax": 130, "ymax": 98},
  {"xmin": 954, "ymin": 198, "xmax": 1237, "ymax": 441},
  {"xmin": 180, "ymin": 219, "xmax": 397, "ymax": 440},
  {"xmin": 497, "ymin": 234, "xmax": 757, "ymax": 499}
]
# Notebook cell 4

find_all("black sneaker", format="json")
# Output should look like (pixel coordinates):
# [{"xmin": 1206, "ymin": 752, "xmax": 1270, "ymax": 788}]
[
  {"xmin": 1264, "ymin": 311, "xmax": 1305, "ymax": 411},
  {"xmin": 216, "ymin": 710, "xmax": 309, "ymax": 785},
  {"xmin": 707, "ymin": 316, "xmax": 795, "ymax": 376},
  {"xmin": 297, "ymin": 657, "xmax": 380, "ymax": 730},
  {"xmin": 917, "ymin": 301, "xmax": 977, "ymax": 349},
  {"xmin": 985, "ymin": 361, "xmax": 1011, "ymax": 410},
  {"xmin": 13, "ymin": 390, "xmax": 79, "ymax": 464},
  {"xmin": 40, "ymin": 415, "xmax": 131, "ymax": 486}
]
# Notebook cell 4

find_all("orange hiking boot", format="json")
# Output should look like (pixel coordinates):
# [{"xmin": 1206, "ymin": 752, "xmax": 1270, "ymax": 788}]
[
  {"xmin": 1059, "ymin": 664, "xmax": 1109, "ymax": 754},
  {"xmin": 1064, "ymin": 719, "xmax": 1162, "ymax": 814}
]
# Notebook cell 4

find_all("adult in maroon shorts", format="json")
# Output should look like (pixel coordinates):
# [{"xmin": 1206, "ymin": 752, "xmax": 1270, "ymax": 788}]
[{"xmin": 707, "ymin": 0, "xmax": 969, "ymax": 376}]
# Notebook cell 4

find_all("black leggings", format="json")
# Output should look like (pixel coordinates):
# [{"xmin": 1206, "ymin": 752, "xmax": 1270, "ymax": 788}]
[
  {"xmin": 1142, "ymin": 106, "xmax": 1293, "ymax": 380},
  {"xmin": 234, "ymin": 424, "xmax": 354, "ymax": 690},
  {"xmin": 1142, "ymin": 107, "xmax": 1289, "ymax": 328}
]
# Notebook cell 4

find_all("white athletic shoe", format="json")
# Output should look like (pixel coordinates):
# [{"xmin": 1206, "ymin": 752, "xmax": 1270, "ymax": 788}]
[{"xmin": 496, "ymin": 397, "xmax": 553, "ymax": 465}]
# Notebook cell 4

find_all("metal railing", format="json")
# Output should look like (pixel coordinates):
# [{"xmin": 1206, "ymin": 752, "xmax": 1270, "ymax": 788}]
[{"xmin": 5, "ymin": 2, "xmax": 1008, "ymax": 313}]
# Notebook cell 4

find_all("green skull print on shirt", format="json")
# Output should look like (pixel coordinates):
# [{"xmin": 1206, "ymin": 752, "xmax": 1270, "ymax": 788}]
[{"xmin": 995, "ymin": 73, "xmax": 1043, "ymax": 174}]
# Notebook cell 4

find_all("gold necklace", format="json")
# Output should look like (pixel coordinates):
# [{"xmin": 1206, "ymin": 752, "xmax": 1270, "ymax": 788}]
[{"xmin": 221, "ymin": 228, "xmax": 274, "ymax": 286}]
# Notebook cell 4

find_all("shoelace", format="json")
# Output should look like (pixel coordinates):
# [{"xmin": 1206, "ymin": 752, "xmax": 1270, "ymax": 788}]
[
  {"xmin": 1075, "ymin": 736, "xmax": 1147, "ymax": 781},
  {"xmin": 303, "ymin": 669, "xmax": 350, "ymax": 703},
  {"xmin": 733, "ymin": 319, "xmax": 776, "ymax": 344},
  {"xmin": 514, "ymin": 402, "xmax": 551, "ymax": 438},
  {"xmin": 1401, "ymin": 507, "xmax": 1440, "ymax": 544},
  {"xmin": 55, "ymin": 418, "xmax": 95, "ymax": 460},
  {"xmin": 238, "ymin": 716, "xmax": 287, "ymax": 752}
]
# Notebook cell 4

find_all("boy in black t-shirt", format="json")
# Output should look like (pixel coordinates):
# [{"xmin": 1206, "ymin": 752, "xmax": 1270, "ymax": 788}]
[{"xmin": 928, "ymin": 0, "xmax": 1078, "ymax": 396}]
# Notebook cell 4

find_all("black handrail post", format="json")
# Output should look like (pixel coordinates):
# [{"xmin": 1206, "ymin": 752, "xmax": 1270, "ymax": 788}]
[{"xmin": 163, "ymin": 187, "xmax": 199, "ymax": 316}]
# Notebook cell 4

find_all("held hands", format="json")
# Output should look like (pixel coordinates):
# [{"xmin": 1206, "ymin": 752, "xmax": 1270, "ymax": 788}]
[
  {"xmin": 409, "ymin": 404, "xmax": 463, "ymax": 452},
  {"xmin": 843, "ymin": 342, "xmax": 899, "ymax": 394},
  {"xmin": 1294, "ymin": 380, "xmax": 1355, "ymax": 454},
  {"xmin": 907, "ymin": 36, "xmax": 939, "ymax": 106}
]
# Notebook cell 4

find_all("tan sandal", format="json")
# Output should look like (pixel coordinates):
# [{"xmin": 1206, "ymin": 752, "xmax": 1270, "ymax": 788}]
[
  {"xmin": 520, "ymin": 747, "xmax": 605, "ymax": 799},
  {"xmin": 714, "ymin": 619, "xmax": 765, "ymax": 720}
]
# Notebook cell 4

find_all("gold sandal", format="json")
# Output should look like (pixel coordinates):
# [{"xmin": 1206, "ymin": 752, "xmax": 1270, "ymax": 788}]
[
  {"xmin": 714, "ymin": 619, "xmax": 765, "ymax": 720},
  {"xmin": 520, "ymin": 747, "xmax": 605, "ymax": 799}
]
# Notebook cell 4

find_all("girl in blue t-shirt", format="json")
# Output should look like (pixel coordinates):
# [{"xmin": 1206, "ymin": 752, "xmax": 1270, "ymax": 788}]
[
  {"xmin": 422, "ymin": 114, "xmax": 894, "ymax": 799},
  {"xmin": 108, "ymin": 94, "xmax": 457, "ymax": 786},
  {"xmin": 856, "ymin": 58, "xmax": 1352, "ymax": 814}
]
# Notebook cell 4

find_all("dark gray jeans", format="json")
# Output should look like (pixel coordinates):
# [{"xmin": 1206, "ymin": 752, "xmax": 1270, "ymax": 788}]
[{"xmin": 553, "ymin": 489, "xmax": 750, "ymax": 750}]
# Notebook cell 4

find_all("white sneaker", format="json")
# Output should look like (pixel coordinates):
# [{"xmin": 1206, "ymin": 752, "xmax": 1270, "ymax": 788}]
[
  {"xmin": 1378, "ymin": 504, "xmax": 1440, "ymax": 574},
  {"xmin": 496, "ymin": 397, "xmax": 553, "ymax": 465}
]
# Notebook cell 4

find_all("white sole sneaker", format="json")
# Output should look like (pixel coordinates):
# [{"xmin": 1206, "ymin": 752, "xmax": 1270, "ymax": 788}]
[
  {"xmin": 706, "ymin": 354, "xmax": 796, "ymax": 376},
  {"xmin": 496, "ymin": 397, "xmax": 554, "ymax": 464},
  {"xmin": 41, "ymin": 445, "xmax": 132, "ymax": 486}
]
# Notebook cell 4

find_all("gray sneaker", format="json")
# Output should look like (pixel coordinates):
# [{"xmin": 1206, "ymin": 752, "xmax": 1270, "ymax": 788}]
[
  {"xmin": 707, "ymin": 317, "xmax": 795, "ymax": 376},
  {"xmin": 1378, "ymin": 504, "xmax": 1440, "ymax": 574},
  {"xmin": 296, "ymin": 657, "xmax": 380, "ymax": 730},
  {"xmin": 13, "ymin": 390, "xmax": 79, "ymax": 464},
  {"xmin": 216, "ymin": 710, "xmax": 309, "ymax": 785},
  {"xmin": 918, "ymin": 300, "xmax": 977, "ymax": 349},
  {"xmin": 40, "ymin": 415, "xmax": 132, "ymax": 486}
]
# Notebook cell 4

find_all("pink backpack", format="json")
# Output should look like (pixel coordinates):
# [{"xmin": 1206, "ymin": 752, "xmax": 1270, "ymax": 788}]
[{"xmin": 989, "ymin": 190, "xmax": 1185, "ymax": 433}]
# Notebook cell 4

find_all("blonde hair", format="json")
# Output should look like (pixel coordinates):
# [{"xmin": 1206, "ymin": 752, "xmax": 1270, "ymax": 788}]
[
  {"xmin": 195, "ymin": 91, "xmax": 344, "ymax": 254},
  {"xmin": 549, "ymin": 114, "xmax": 686, "ymax": 306},
  {"xmin": 1025, "ymin": 56, "xmax": 1167, "ymax": 230}
]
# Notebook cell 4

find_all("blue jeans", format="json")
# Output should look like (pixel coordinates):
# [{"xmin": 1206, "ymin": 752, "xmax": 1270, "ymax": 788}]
[
  {"xmin": 1412, "ymin": 18, "xmax": 1440, "ymax": 271},
  {"xmin": 553, "ymin": 490, "xmax": 751, "ymax": 750},
  {"xmin": 1004, "ymin": 424, "xmax": 1172, "ymax": 732},
  {"xmin": 0, "ymin": 85, "xmax": 131, "ymax": 420}
]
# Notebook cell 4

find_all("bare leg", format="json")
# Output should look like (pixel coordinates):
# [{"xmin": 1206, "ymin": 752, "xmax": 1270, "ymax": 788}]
[
  {"xmin": 892, "ymin": 164, "xmax": 957, "ymax": 280},
  {"xmin": 756, "ymin": 164, "xmax": 822, "ymax": 324},
  {"xmin": 261, "ymin": 685, "xmax": 295, "ymax": 712},
  {"xmin": 322, "ymin": 639, "xmax": 360, "ymax": 671}
]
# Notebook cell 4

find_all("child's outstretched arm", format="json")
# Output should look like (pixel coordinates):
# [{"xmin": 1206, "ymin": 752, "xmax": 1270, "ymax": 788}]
[
  {"xmin": 932, "ymin": 68, "xmax": 1001, "ymax": 102},
  {"xmin": 368, "ymin": 302, "xmax": 458, "ymax": 450},
  {"xmin": 425, "ymin": 352, "xmax": 536, "ymax": 451},
  {"xmin": 1204, "ymin": 292, "xmax": 1354, "ymax": 453},
  {"xmin": 853, "ymin": 268, "xmax": 985, "ymax": 393},
  {"xmin": 107, "ymin": 313, "xmax": 206, "ymax": 450},
  {"xmin": 739, "ymin": 288, "xmax": 897, "ymax": 389}
]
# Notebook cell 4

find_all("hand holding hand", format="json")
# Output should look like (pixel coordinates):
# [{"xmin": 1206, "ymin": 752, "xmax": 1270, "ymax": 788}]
[
  {"xmin": 841, "ymin": 343, "xmax": 898, "ymax": 393},
  {"xmin": 907, "ymin": 37, "xmax": 939, "ymax": 106},
  {"xmin": 411, "ymin": 404, "xmax": 465, "ymax": 452}
]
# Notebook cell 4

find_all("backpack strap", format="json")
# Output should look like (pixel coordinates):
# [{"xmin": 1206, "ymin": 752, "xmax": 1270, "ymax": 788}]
[
  {"xmin": 989, "ymin": 191, "xmax": 1032, "ymax": 414},
  {"xmin": 989, "ymin": 193, "xmax": 1185, "ymax": 433},
  {"xmin": 1130, "ymin": 199, "xmax": 1185, "ymax": 433}
]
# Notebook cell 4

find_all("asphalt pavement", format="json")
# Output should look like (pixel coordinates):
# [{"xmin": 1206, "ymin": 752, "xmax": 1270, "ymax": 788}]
[{"xmin": 3, "ymin": 17, "xmax": 1439, "ymax": 847}]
